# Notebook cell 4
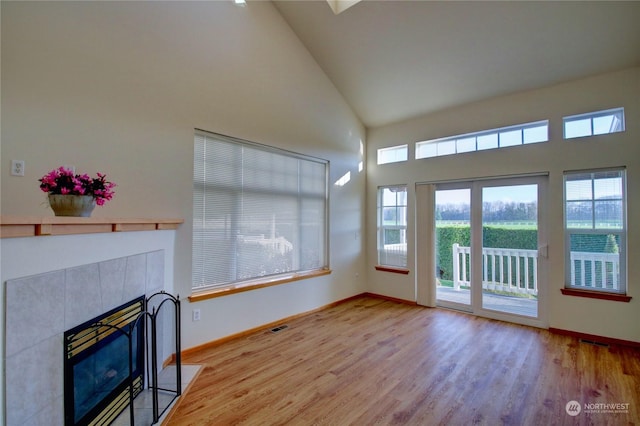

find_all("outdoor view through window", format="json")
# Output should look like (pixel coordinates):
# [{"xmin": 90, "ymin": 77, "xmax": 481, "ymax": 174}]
[
  {"xmin": 564, "ymin": 170, "xmax": 625, "ymax": 293},
  {"xmin": 435, "ymin": 183, "xmax": 539, "ymax": 318}
]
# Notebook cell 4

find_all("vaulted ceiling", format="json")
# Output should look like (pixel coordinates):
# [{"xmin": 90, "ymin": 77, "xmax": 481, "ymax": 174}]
[{"xmin": 273, "ymin": 1, "xmax": 640, "ymax": 128}]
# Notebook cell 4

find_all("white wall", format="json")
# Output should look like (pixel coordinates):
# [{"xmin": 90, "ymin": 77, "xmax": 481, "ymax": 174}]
[
  {"xmin": 366, "ymin": 67, "xmax": 640, "ymax": 343},
  {"xmin": 1, "ymin": 0, "xmax": 366, "ymax": 354}
]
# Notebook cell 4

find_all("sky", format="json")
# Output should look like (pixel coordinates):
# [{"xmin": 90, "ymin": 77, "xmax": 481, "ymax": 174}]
[{"xmin": 436, "ymin": 184, "xmax": 537, "ymax": 205}]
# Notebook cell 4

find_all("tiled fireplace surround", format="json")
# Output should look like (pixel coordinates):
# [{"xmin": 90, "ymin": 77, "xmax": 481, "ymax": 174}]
[{"xmin": 2, "ymin": 230, "xmax": 177, "ymax": 426}]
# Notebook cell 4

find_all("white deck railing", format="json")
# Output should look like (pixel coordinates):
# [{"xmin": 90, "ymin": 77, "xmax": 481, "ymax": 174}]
[
  {"xmin": 452, "ymin": 244, "xmax": 538, "ymax": 295},
  {"xmin": 379, "ymin": 243, "xmax": 407, "ymax": 267},
  {"xmin": 570, "ymin": 251, "xmax": 620, "ymax": 290},
  {"xmin": 452, "ymin": 245, "xmax": 622, "ymax": 294}
]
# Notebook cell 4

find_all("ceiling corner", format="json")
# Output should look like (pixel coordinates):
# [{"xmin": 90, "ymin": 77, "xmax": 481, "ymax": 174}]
[{"xmin": 326, "ymin": 0, "xmax": 362, "ymax": 15}]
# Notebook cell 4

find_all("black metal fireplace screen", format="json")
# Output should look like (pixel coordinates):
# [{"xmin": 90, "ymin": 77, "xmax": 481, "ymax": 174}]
[{"xmin": 64, "ymin": 292, "xmax": 181, "ymax": 426}]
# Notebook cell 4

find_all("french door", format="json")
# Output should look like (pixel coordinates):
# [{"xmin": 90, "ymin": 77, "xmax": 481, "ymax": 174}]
[{"xmin": 432, "ymin": 176, "xmax": 547, "ymax": 326}]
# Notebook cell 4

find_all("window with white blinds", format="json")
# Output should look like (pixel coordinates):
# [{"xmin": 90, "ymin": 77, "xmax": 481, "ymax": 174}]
[
  {"xmin": 564, "ymin": 169, "xmax": 626, "ymax": 293},
  {"xmin": 192, "ymin": 131, "xmax": 329, "ymax": 291},
  {"xmin": 377, "ymin": 185, "xmax": 408, "ymax": 268}
]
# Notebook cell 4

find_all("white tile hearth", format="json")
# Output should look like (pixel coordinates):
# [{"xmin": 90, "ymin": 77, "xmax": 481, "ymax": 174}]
[
  {"xmin": 112, "ymin": 364, "xmax": 202, "ymax": 426},
  {"xmin": 64, "ymin": 263, "xmax": 103, "ymax": 330},
  {"xmin": 98, "ymin": 256, "xmax": 128, "ymax": 312},
  {"xmin": 5, "ymin": 334, "xmax": 63, "ymax": 425},
  {"xmin": 5, "ymin": 270, "xmax": 65, "ymax": 358}
]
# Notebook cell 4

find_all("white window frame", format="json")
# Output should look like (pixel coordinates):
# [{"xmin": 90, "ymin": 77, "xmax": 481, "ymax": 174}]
[
  {"xmin": 192, "ymin": 130, "xmax": 329, "ymax": 292},
  {"xmin": 563, "ymin": 107, "xmax": 625, "ymax": 139},
  {"xmin": 377, "ymin": 144, "xmax": 408, "ymax": 165},
  {"xmin": 563, "ymin": 168, "xmax": 627, "ymax": 294},
  {"xmin": 377, "ymin": 185, "xmax": 408, "ymax": 268},
  {"xmin": 416, "ymin": 120, "xmax": 548, "ymax": 159}
]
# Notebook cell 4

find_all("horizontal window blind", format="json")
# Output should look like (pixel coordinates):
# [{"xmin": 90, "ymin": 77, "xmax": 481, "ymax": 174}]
[{"xmin": 193, "ymin": 131, "xmax": 328, "ymax": 290}]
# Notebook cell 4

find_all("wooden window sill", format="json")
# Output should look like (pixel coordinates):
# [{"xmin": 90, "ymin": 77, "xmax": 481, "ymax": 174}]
[
  {"xmin": 188, "ymin": 269, "xmax": 332, "ymax": 302},
  {"xmin": 374, "ymin": 265, "xmax": 410, "ymax": 275},
  {"xmin": 561, "ymin": 288, "xmax": 631, "ymax": 302}
]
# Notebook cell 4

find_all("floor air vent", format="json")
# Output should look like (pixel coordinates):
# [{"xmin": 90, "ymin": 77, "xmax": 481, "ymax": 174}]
[
  {"xmin": 271, "ymin": 325, "xmax": 289, "ymax": 333},
  {"xmin": 580, "ymin": 338, "xmax": 609, "ymax": 348}
]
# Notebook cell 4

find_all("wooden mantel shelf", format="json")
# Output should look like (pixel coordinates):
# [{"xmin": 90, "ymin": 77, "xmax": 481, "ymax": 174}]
[{"xmin": 0, "ymin": 216, "xmax": 184, "ymax": 238}]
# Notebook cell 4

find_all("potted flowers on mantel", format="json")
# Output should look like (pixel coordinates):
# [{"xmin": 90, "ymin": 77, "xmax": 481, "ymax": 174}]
[{"xmin": 38, "ymin": 167, "xmax": 116, "ymax": 217}]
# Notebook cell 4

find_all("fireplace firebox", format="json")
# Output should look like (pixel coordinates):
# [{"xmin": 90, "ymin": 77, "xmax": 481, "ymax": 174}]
[{"xmin": 64, "ymin": 296, "xmax": 145, "ymax": 426}]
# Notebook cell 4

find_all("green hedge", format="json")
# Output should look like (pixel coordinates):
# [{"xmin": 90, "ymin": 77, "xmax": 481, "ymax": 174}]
[
  {"xmin": 436, "ymin": 225, "xmax": 537, "ymax": 280},
  {"xmin": 570, "ymin": 233, "xmax": 619, "ymax": 253}
]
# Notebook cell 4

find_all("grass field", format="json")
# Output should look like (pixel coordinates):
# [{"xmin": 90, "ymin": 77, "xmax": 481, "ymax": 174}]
[{"xmin": 436, "ymin": 221, "xmax": 536, "ymax": 229}]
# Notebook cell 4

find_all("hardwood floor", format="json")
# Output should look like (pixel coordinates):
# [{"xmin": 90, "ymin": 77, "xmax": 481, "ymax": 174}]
[{"xmin": 167, "ymin": 296, "xmax": 640, "ymax": 425}]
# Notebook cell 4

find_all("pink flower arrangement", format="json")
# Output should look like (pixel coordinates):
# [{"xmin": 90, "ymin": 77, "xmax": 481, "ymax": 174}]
[{"xmin": 39, "ymin": 167, "xmax": 116, "ymax": 206}]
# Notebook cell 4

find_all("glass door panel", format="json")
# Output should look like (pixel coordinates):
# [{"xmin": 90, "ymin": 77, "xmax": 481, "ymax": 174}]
[
  {"xmin": 481, "ymin": 184, "xmax": 538, "ymax": 317},
  {"xmin": 435, "ymin": 188, "xmax": 471, "ymax": 309}
]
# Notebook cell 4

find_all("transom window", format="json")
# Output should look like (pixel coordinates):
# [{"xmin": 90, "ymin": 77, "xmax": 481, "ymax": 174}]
[
  {"xmin": 416, "ymin": 120, "xmax": 548, "ymax": 159},
  {"xmin": 564, "ymin": 169, "xmax": 626, "ymax": 294},
  {"xmin": 377, "ymin": 144, "xmax": 408, "ymax": 165},
  {"xmin": 377, "ymin": 186, "xmax": 408, "ymax": 268},
  {"xmin": 563, "ymin": 107, "xmax": 625, "ymax": 139},
  {"xmin": 192, "ymin": 130, "xmax": 329, "ymax": 291}
]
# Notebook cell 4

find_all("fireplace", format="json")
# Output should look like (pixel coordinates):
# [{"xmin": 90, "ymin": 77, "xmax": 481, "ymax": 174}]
[
  {"xmin": 64, "ymin": 296, "xmax": 145, "ymax": 426},
  {"xmin": 3, "ymin": 236, "xmax": 179, "ymax": 425}
]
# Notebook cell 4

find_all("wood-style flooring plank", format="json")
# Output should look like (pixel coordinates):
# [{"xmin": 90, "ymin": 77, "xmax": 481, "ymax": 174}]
[{"xmin": 167, "ymin": 296, "xmax": 640, "ymax": 425}]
